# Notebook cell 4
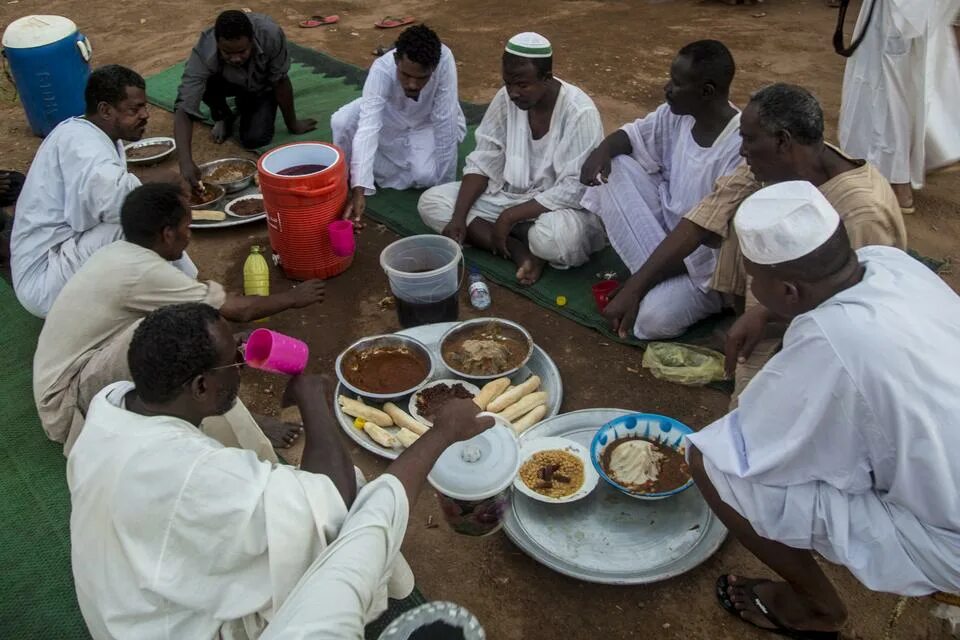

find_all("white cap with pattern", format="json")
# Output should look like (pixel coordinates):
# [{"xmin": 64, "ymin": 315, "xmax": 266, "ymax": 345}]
[
  {"xmin": 734, "ymin": 180, "xmax": 841, "ymax": 265},
  {"xmin": 504, "ymin": 32, "xmax": 552, "ymax": 58}
]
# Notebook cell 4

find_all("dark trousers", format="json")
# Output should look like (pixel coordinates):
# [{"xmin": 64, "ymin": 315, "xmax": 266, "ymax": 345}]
[
  {"xmin": 202, "ymin": 74, "xmax": 278, "ymax": 149},
  {"xmin": 0, "ymin": 171, "xmax": 25, "ymax": 208}
]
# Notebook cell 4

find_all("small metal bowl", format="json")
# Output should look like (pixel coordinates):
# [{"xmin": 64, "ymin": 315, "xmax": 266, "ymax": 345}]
[
  {"xmin": 439, "ymin": 318, "xmax": 534, "ymax": 381},
  {"xmin": 124, "ymin": 137, "xmax": 176, "ymax": 166},
  {"xmin": 335, "ymin": 334, "xmax": 434, "ymax": 401},
  {"xmin": 188, "ymin": 182, "xmax": 225, "ymax": 210},
  {"xmin": 200, "ymin": 158, "xmax": 257, "ymax": 193}
]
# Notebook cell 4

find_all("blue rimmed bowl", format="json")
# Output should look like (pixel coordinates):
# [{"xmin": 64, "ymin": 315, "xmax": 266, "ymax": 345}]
[{"xmin": 589, "ymin": 413, "xmax": 694, "ymax": 500}]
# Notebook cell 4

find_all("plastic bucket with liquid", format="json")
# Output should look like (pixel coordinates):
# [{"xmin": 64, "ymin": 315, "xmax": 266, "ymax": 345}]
[
  {"xmin": 379, "ymin": 235, "xmax": 462, "ymax": 327},
  {"xmin": 257, "ymin": 142, "xmax": 350, "ymax": 280}
]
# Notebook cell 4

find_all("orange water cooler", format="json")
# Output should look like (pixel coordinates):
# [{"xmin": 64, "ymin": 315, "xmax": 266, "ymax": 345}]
[{"xmin": 257, "ymin": 142, "xmax": 352, "ymax": 280}]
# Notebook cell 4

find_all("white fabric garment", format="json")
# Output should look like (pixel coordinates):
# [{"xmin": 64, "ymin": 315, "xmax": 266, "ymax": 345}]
[
  {"xmin": 688, "ymin": 247, "xmax": 960, "ymax": 595},
  {"xmin": 10, "ymin": 118, "xmax": 141, "ymax": 317},
  {"xmin": 69, "ymin": 382, "xmax": 413, "ymax": 640},
  {"xmin": 581, "ymin": 104, "xmax": 741, "ymax": 338},
  {"xmin": 261, "ymin": 475, "xmax": 408, "ymax": 640},
  {"xmin": 331, "ymin": 45, "xmax": 466, "ymax": 194},
  {"xmin": 839, "ymin": 0, "xmax": 960, "ymax": 187},
  {"xmin": 418, "ymin": 80, "xmax": 606, "ymax": 267}
]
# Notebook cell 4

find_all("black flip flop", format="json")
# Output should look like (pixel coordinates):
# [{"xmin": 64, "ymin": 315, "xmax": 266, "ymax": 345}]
[{"xmin": 716, "ymin": 575, "xmax": 840, "ymax": 640}]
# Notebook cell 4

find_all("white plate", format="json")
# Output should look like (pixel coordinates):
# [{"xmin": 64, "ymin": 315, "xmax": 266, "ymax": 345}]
[
  {"xmin": 125, "ymin": 136, "xmax": 176, "ymax": 165},
  {"xmin": 513, "ymin": 436, "xmax": 598, "ymax": 504},
  {"xmin": 224, "ymin": 193, "xmax": 267, "ymax": 220},
  {"xmin": 408, "ymin": 378, "xmax": 480, "ymax": 427}
]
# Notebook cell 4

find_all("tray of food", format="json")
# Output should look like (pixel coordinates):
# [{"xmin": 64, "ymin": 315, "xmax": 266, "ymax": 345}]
[
  {"xmin": 502, "ymin": 409, "xmax": 727, "ymax": 585},
  {"xmin": 334, "ymin": 320, "xmax": 563, "ymax": 460},
  {"xmin": 190, "ymin": 184, "xmax": 266, "ymax": 229},
  {"xmin": 200, "ymin": 158, "xmax": 257, "ymax": 193},
  {"xmin": 124, "ymin": 137, "xmax": 176, "ymax": 166}
]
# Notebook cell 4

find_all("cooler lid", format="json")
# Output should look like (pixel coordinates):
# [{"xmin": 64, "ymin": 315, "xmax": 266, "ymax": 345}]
[
  {"xmin": 2, "ymin": 15, "xmax": 78, "ymax": 49},
  {"xmin": 427, "ymin": 422, "xmax": 520, "ymax": 501}
]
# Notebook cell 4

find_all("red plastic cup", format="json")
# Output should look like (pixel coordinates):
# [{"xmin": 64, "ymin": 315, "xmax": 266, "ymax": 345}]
[
  {"xmin": 591, "ymin": 280, "xmax": 620, "ymax": 312},
  {"xmin": 328, "ymin": 220, "xmax": 355, "ymax": 257},
  {"xmin": 244, "ymin": 328, "xmax": 309, "ymax": 375}
]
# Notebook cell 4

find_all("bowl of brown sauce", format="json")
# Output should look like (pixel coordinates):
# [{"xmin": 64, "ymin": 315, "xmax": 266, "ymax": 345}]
[
  {"xmin": 439, "ymin": 318, "xmax": 534, "ymax": 381},
  {"xmin": 589, "ymin": 413, "xmax": 695, "ymax": 500},
  {"xmin": 336, "ymin": 334, "xmax": 434, "ymax": 400}
]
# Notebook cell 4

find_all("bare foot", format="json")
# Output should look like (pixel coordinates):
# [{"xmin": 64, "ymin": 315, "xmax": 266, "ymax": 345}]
[
  {"xmin": 726, "ymin": 575, "xmax": 845, "ymax": 633},
  {"xmin": 257, "ymin": 415, "xmax": 304, "ymax": 449},
  {"xmin": 510, "ymin": 244, "xmax": 546, "ymax": 286},
  {"xmin": 890, "ymin": 182, "xmax": 913, "ymax": 211},
  {"xmin": 211, "ymin": 119, "xmax": 233, "ymax": 144}
]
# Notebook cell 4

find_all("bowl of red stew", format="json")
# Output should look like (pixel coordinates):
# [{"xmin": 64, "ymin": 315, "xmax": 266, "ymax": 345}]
[
  {"xmin": 590, "ymin": 413, "xmax": 695, "ymax": 500},
  {"xmin": 335, "ymin": 334, "xmax": 434, "ymax": 400}
]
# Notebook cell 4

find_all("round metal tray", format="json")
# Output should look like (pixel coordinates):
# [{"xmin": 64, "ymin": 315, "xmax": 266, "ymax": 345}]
[
  {"xmin": 503, "ymin": 409, "xmax": 727, "ymax": 584},
  {"xmin": 335, "ymin": 321, "xmax": 563, "ymax": 460}
]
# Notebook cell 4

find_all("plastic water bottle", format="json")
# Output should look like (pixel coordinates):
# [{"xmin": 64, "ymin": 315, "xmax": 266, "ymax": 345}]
[
  {"xmin": 468, "ymin": 268, "xmax": 491, "ymax": 310},
  {"xmin": 244, "ymin": 245, "xmax": 270, "ymax": 295}
]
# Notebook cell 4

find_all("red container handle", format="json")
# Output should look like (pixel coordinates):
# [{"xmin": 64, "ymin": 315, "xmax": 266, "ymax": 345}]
[{"xmin": 266, "ymin": 181, "xmax": 342, "ymax": 199}]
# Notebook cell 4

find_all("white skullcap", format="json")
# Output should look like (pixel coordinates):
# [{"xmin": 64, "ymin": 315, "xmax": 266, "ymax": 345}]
[
  {"xmin": 505, "ymin": 32, "xmax": 552, "ymax": 58},
  {"xmin": 734, "ymin": 180, "xmax": 840, "ymax": 265}
]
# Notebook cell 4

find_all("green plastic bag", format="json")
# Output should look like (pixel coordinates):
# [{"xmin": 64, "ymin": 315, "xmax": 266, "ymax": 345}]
[{"xmin": 641, "ymin": 342, "xmax": 725, "ymax": 386}]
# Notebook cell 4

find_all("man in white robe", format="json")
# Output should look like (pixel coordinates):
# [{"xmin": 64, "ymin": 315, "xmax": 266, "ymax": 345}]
[
  {"xmin": 262, "ymin": 405, "xmax": 491, "ymax": 640},
  {"xmin": 838, "ymin": 0, "xmax": 960, "ymax": 211},
  {"xmin": 419, "ymin": 32, "xmax": 605, "ymax": 285},
  {"xmin": 332, "ymin": 25, "xmax": 465, "ymax": 226},
  {"xmin": 68, "ymin": 304, "xmax": 501, "ymax": 639},
  {"xmin": 579, "ymin": 40, "xmax": 741, "ymax": 339},
  {"xmin": 687, "ymin": 182, "xmax": 960, "ymax": 637},
  {"xmin": 36, "ymin": 183, "xmax": 325, "ymax": 458},
  {"xmin": 10, "ymin": 65, "xmax": 197, "ymax": 318}
]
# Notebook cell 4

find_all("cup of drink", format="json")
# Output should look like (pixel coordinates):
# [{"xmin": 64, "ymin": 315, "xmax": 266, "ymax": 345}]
[
  {"xmin": 244, "ymin": 328, "xmax": 309, "ymax": 375},
  {"xmin": 428, "ymin": 413, "xmax": 520, "ymax": 537},
  {"xmin": 328, "ymin": 220, "xmax": 355, "ymax": 257},
  {"xmin": 591, "ymin": 280, "xmax": 620, "ymax": 312}
]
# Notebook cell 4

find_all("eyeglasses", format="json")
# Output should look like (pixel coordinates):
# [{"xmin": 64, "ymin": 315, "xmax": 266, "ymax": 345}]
[{"xmin": 176, "ymin": 345, "xmax": 246, "ymax": 388}]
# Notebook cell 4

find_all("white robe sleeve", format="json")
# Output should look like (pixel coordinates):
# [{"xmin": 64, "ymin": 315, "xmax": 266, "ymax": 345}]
[
  {"xmin": 462, "ymin": 89, "xmax": 509, "ymax": 188},
  {"xmin": 349, "ymin": 63, "xmax": 390, "ymax": 193},
  {"xmin": 534, "ymin": 102, "xmax": 603, "ymax": 211},
  {"xmin": 687, "ymin": 315, "xmax": 875, "ymax": 492},
  {"xmin": 260, "ymin": 475, "xmax": 409, "ymax": 640},
  {"xmin": 118, "ymin": 448, "xmax": 349, "ymax": 623},
  {"xmin": 619, "ymin": 104, "xmax": 670, "ymax": 174},
  {"xmin": 61, "ymin": 138, "xmax": 140, "ymax": 232},
  {"xmin": 430, "ymin": 49, "xmax": 463, "ymax": 185}
]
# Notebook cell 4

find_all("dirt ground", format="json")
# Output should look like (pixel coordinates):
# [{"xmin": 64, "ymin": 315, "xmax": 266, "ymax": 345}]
[{"xmin": 2, "ymin": 0, "xmax": 959, "ymax": 638}]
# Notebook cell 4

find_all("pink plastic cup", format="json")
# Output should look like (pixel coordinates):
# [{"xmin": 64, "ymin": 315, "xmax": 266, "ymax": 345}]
[
  {"xmin": 244, "ymin": 328, "xmax": 309, "ymax": 375},
  {"xmin": 328, "ymin": 220, "xmax": 355, "ymax": 257},
  {"xmin": 591, "ymin": 280, "xmax": 620, "ymax": 312}
]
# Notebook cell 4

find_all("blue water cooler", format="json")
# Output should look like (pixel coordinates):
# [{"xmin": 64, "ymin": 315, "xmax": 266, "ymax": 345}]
[{"xmin": 2, "ymin": 15, "xmax": 92, "ymax": 137}]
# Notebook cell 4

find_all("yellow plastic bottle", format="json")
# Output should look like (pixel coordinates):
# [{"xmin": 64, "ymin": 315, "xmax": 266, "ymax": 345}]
[{"xmin": 243, "ymin": 246, "xmax": 270, "ymax": 321}]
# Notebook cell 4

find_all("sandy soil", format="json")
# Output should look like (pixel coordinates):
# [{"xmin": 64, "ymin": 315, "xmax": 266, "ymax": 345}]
[{"xmin": 1, "ymin": 0, "xmax": 958, "ymax": 637}]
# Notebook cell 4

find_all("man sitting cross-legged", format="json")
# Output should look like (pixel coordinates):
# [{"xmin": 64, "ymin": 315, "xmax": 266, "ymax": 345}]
[
  {"xmin": 332, "ymin": 24, "xmax": 466, "ymax": 227},
  {"xmin": 602, "ymin": 83, "xmax": 904, "ymax": 401},
  {"xmin": 687, "ymin": 181, "xmax": 960, "ymax": 638},
  {"xmin": 70, "ymin": 303, "xmax": 486, "ymax": 638},
  {"xmin": 34, "ymin": 183, "xmax": 324, "ymax": 458},
  {"xmin": 418, "ymin": 32, "xmax": 605, "ymax": 285},
  {"xmin": 580, "ymin": 39, "xmax": 742, "ymax": 339}
]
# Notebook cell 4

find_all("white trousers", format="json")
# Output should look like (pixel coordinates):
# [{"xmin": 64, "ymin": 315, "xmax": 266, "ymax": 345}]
[
  {"xmin": 418, "ymin": 181, "xmax": 606, "ymax": 268},
  {"xmin": 332, "ymin": 98, "xmax": 463, "ymax": 192},
  {"xmin": 18, "ymin": 223, "xmax": 199, "ymax": 318},
  {"xmin": 581, "ymin": 156, "xmax": 721, "ymax": 340}
]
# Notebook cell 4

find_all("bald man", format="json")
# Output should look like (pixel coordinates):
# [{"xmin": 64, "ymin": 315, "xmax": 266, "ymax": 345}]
[{"xmin": 687, "ymin": 182, "xmax": 960, "ymax": 638}]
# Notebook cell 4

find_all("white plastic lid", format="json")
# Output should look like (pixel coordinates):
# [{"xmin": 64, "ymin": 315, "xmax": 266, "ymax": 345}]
[
  {"xmin": 3, "ymin": 15, "xmax": 78, "ymax": 49},
  {"xmin": 428, "ymin": 421, "xmax": 520, "ymax": 501}
]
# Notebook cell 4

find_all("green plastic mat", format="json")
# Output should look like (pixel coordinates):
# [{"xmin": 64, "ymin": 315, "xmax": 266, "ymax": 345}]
[
  {"xmin": 0, "ymin": 279, "xmax": 90, "ymax": 637},
  {"xmin": 146, "ymin": 43, "xmax": 727, "ymax": 345}
]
